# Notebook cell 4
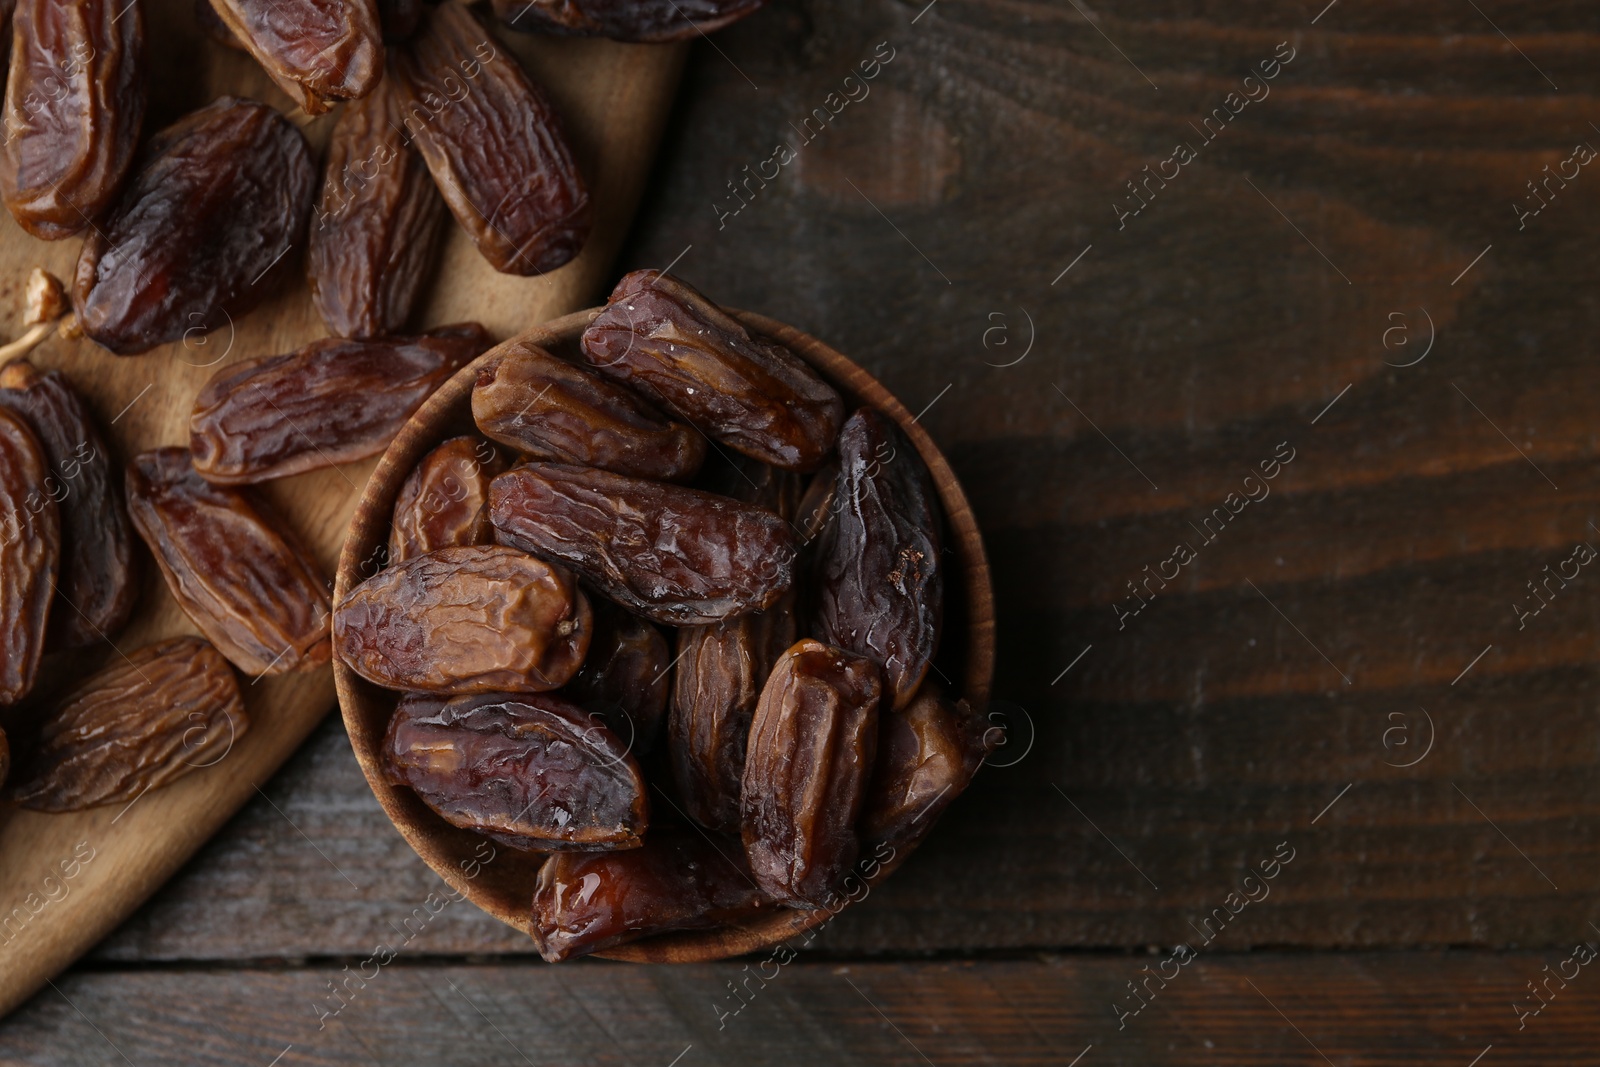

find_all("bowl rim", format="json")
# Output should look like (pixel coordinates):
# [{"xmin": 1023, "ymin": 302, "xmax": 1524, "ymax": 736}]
[{"xmin": 333, "ymin": 305, "xmax": 996, "ymax": 963}]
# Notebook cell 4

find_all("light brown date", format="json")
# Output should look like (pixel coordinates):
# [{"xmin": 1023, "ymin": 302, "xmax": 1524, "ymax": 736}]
[
  {"xmin": 395, "ymin": 2, "xmax": 590, "ymax": 275},
  {"xmin": 0, "ymin": 405, "xmax": 57, "ymax": 704},
  {"xmin": 580, "ymin": 271, "xmax": 843, "ymax": 470},
  {"xmin": 189, "ymin": 324, "xmax": 494, "ymax": 484},
  {"xmin": 565, "ymin": 599, "xmax": 670, "ymax": 756},
  {"xmin": 334, "ymin": 544, "xmax": 591, "ymax": 693},
  {"xmin": 126, "ymin": 448, "xmax": 331, "ymax": 676},
  {"xmin": 530, "ymin": 826, "xmax": 770, "ymax": 962},
  {"xmin": 859, "ymin": 684, "xmax": 994, "ymax": 854},
  {"xmin": 471, "ymin": 338, "xmax": 705, "ymax": 481},
  {"xmin": 814, "ymin": 408, "xmax": 943, "ymax": 710},
  {"xmin": 309, "ymin": 69, "xmax": 447, "ymax": 339},
  {"xmin": 206, "ymin": 0, "xmax": 383, "ymax": 114},
  {"xmin": 489, "ymin": 463, "xmax": 798, "ymax": 625},
  {"xmin": 1, "ymin": 0, "xmax": 145, "ymax": 239},
  {"xmin": 741, "ymin": 638, "xmax": 881, "ymax": 906},
  {"xmin": 382, "ymin": 689, "xmax": 647, "ymax": 851},
  {"xmin": 0, "ymin": 360, "xmax": 137, "ymax": 650},
  {"xmin": 11, "ymin": 637, "xmax": 246, "ymax": 812},
  {"xmin": 388, "ymin": 435, "xmax": 506, "ymax": 564}
]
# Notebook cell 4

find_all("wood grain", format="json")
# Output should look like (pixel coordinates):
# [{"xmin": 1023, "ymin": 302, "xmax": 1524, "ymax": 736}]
[{"xmin": 0, "ymin": 0, "xmax": 685, "ymax": 1020}]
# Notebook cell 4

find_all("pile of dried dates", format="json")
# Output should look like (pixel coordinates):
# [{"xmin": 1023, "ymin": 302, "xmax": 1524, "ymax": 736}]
[{"xmin": 335, "ymin": 271, "xmax": 997, "ymax": 961}]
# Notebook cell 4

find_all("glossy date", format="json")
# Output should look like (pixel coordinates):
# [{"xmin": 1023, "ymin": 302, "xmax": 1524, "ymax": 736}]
[
  {"xmin": 189, "ymin": 324, "xmax": 492, "ymax": 484},
  {"xmin": 0, "ymin": 406, "xmax": 57, "ymax": 705},
  {"xmin": 382, "ymin": 689, "xmax": 647, "ymax": 851},
  {"xmin": 206, "ymin": 0, "xmax": 383, "ymax": 114},
  {"xmin": 335, "ymin": 544, "xmax": 591, "ymax": 694},
  {"xmin": 565, "ymin": 599, "xmax": 670, "ymax": 756},
  {"xmin": 388, "ymin": 435, "xmax": 506, "ymax": 564},
  {"xmin": 859, "ymin": 684, "xmax": 993, "ymax": 853},
  {"xmin": 126, "ymin": 448, "xmax": 331, "ymax": 676},
  {"xmin": 489, "ymin": 463, "xmax": 797, "ymax": 625}
]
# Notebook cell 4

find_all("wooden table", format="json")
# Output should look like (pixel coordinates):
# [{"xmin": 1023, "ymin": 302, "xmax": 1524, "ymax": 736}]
[{"xmin": 5, "ymin": 1, "xmax": 1600, "ymax": 1063}]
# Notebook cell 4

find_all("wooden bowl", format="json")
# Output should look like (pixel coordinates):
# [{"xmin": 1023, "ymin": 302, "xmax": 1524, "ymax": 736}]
[{"xmin": 333, "ymin": 307, "xmax": 996, "ymax": 962}]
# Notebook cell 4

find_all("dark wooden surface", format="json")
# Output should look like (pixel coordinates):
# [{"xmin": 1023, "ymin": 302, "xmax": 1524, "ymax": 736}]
[{"xmin": 9, "ymin": 0, "xmax": 1600, "ymax": 1062}]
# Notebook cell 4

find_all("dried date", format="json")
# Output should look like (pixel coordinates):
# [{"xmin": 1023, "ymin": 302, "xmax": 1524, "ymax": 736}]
[
  {"xmin": 206, "ymin": 0, "xmax": 383, "ymax": 114},
  {"xmin": 394, "ymin": 2, "xmax": 590, "ymax": 275},
  {"xmin": 565, "ymin": 599, "xmax": 669, "ymax": 756},
  {"xmin": 126, "ymin": 448, "xmax": 331, "ymax": 676},
  {"xmin": 580, "ymin": 271, "xmax": 843, "ymax": 471},
  {"xmin": 531, "ymin": 826, "xmax": 770, "ymax": 961},
  {"xmin": 0, "ymin": 361, "xmax": 137, "ymax": 649},
  {"xmin": 741, "ymin": 638, "xmax": 881, "ymax": 906},
  {"xmin": 859, "ymin": 684, "xmax": 993, "ymax": 854},
  {"xmin": 382, "ymin": 689, "xmax": 647, "ymax": 851},
  {"xmin": 309, "ymin": 70, "xmax": 447, "ymax": 339},
  {"xmin": 388, "ymin": 435, "xmax": 506, "ymax": 564},
  {"xmin": 493, "ymin": 0, "xmax": 765, "ymax": 42},
  {"xmin": 335, "ymin": 544, "xmax": 591, "ymax": 693},
  {"xmin": 189, "ymin": 324, "xmax": 493, "ymax": 484},
  {"xmin": 472, "ymin": 338, "xmax": 705, "ymax": 481},
  {"xmin": 74, "ymin": 96, "xmax": 315, "ymax": 355},
  {"xmin": 814, "ymin": 408, "xmax": 942, "ymax": 710},
  {"xmin": 11, "ymin": 637, "xmax": 246, "ymax": 812},
  {"xmin": 0, "ymin": 406, "xmax": 57, "ymax": 704},
  {"xmin": 489, "ymin": 463, "xmax": 797, "ymax": 625},
  {"xmin": 1, "ymin": 0, "xmax": 145, "ymax": 240}
]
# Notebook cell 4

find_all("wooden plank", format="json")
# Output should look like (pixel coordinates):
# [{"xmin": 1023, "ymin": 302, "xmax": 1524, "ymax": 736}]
[{"xmin": 5, "ymin": 953, "xmax": 1598, "ymax": 1065}]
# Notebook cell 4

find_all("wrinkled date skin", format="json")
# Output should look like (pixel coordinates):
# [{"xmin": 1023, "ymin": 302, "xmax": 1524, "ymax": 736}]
[
  {"xmin": 335, "ymin": 544, "xmax": 591, "ymax": 693},
  {"xmin": 388, "ymin": 435, "xmax": 506, "ymax": 564},
  {"xmin": 531, "ymin": 826, "xmax": 770, "ymax": 961},
  {"xmin": 566, "ymin": 599, "xmax": 670, "ymax": 756},
  {"xmin": 860, "ymin": 685, "xmax": 994, "ymax": 854},
  {"xmin": 581, "ymin": 271, "xmax": 843, "ymax": 471},
  {"xmin": 670, "ymin": 457, "xmax": 801, "ymax": 832},
  {"xmin": 472, "ymin": 339, "xmax": 705, "ymax": 481},
  {"xmin": 189, "ymin": 324, "xmax": 492, "ymax": 484},
  {"xmin": 490, "ymin": 463, "xmax": 797, "ymax": 625},
  {"xmin": 126, "ymin": 448, "xmax": 331, "ymax": 676},
  {"xmin": 74, "ymin": 97, "xmax": 315, "ymax": 355},
  {"xmin": 741, "ymin": 639, "xmax": 881, "ymax": 906},
  {"xmin": 815, "ymin": 408, "xmax": 943, "ymax": 711},
  {"xmin": 0, "ymin": 361, "xmax": 137, "ymax": 650},
  {"xmin": 493, "ymin": 0, "xmax": 765, "ymax": 42},
  {"xmin": 207, "ymin": 0, "xmax": 383, "ymax": 114},
  {"xmin": 1, "ymin": 0, "xmax": 145, "ymax": 240},
  {"xmin": 309, "ymin": 70, "xmax": 447, "ymax": 339},
  {"xmin": 395, "ymin": 2, "xmax": 590, "ymax": 275},
  {"xmin": 12, "ymin": 637, "xmax": 247, "ymax": 812},
  {"xmin": 0, "ymin": 407, "xmax": 57, "ymax": 705},
  {"xmin": 382, "ymin": 689, "xmax": 648, "ymax": 851}
]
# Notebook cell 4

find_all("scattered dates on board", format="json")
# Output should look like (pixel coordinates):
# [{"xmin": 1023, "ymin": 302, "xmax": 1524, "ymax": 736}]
[{"xmin": 336, "ymin": 271, "xmax": 997, "ymax": 961}]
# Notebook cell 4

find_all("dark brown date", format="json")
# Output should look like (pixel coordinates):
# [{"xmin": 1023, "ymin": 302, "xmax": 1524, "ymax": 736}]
[
  {"xmin": 489, "ymin": 463, "xmax": 797, "ymax": 625},
  {"xmin": 388, "ymin": 435, "xmax": 506, "ymax": 564},
  {"xmin": 669, "ymin": 457, "xmax": 800, "ymax": 831},
  {"xmin": 530, "ymin": 826, "xmax": 770, "ymax": 961},
  {"xmin": 741, "ymin": 639, "xmax": 881, "ymax": 906},
  {"xmin": 382, "ymin": 689, "xmax": 647, "ymax": 851},
  {"xmin": 394, "ymin": 2, "xmax": 590, "ymax": 275},
  {"xmin": 335, "ymin": 544, "xmax": 591, "ymax": 693},
  {"xmin": 0, "ymin": 406, "xmax": 57, "ymax": 705},
  {"xmin": 565, "ymin": 599, "xmax": 669, "ymax": 756},
  {"xmin": 126, "ymin": 448, "xmax": 331, "ymax": 676},
  {"xmin": 1, "ymin": 0, "xmax": 145, "ymax": 239},
  {"xmin": 814, "ymin": 408, "xmax": 942, "ymax": 711},
  {"xmin": 471, "ymin": 338, "xmax": 705, "ymax": 481},
  {"xmin": 189, "ymin": 324, "xmax": 492, "ymax": 484},
  {"xmin": 580, "ymin": 271, "xmax": 843, "ymax": 471},
  {"xmin": 493, "ymin": 0, "xmax": 765, "ymax": 42},
  {"xmin": 206, "ymin": 0, "xmax": 383, "ymax": 114},
  {"xmin": 309, "ymin": 69, "xmax": 447, "ymax": 339},
  {"xmin": 12, "ymin": 637, "xmax": 246, "ymax": 812},
  {"xmin": 0, "ymin": 361, "xmax": 136, "ymax": 650},
  {"xmin": 74, "ymin": 96, "xmax": 315, "ymax": 355},
  {"xmin": 859, "ymin": 684, "xmax": 994, "ymax": 854}
]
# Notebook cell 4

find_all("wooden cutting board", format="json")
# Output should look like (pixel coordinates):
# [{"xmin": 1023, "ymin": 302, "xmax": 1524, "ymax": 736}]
[{"xmin": 0, "ymin": 0, "xmax": 684, "ymax": 1019}]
